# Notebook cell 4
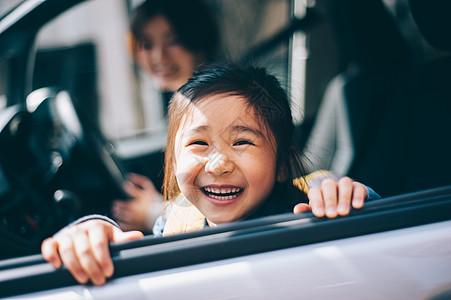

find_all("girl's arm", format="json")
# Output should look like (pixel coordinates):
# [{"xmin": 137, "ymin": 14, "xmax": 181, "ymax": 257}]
[{"xmin": 41, "ymin": 218, "xmax": 143, "ymax": 286}]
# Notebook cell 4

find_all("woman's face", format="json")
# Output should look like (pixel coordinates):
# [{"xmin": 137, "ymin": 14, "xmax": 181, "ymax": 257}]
[
  {"xmin": 173, "ymin": 94, "xmax": 278, "ymax": 226},
  {"xmin": 135, "ymin": 15, "xmax": 197, "ymax": 91}
]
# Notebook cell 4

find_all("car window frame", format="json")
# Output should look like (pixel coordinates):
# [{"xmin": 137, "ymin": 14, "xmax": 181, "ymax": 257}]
[{"xmin": 1, "ymin": 185, "xmax": 451, "ymax": 298}]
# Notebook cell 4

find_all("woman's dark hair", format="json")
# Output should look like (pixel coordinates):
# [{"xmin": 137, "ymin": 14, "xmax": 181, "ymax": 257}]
[
  {"xmin": 131, "ymin": 0, "xmax": 219, "ymax": 62},
  {"xmin": 163, "ymin": 64, "xmax": 307, "ymax": 215}
]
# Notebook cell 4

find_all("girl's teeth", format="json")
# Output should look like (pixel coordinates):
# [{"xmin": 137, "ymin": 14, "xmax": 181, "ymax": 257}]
[
  {"xmin": 202, "ymin": 187, "xmax": 243, "ymax": 197},
  {"xmin": 209, "ymin": 194, "xmax": 237, "ymax": 200}
]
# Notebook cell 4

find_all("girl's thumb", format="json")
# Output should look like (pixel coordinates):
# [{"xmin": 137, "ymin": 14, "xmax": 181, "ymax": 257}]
[
  {"xmin": 112, "ymin": 228, "xmax": 144, "ymax": 243},
  {"xmin": 293, "ymin": 203, "xmax": 312, "ymax": 214}
]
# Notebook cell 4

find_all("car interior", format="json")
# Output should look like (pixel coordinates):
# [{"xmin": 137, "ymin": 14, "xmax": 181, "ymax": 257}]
[{"xmin": 0, "ymin": 0, "xmax": 450, "ymax": 297}]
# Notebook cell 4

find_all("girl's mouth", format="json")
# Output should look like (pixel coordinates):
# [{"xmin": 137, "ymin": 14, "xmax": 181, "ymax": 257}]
[{"xmin": 201, "ymin": 186, "xmax": 244, "ymax": 200}]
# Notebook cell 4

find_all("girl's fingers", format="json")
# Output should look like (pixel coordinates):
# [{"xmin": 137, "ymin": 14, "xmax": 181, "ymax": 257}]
[
  {"xmin": 73, "ymin": 231, "xmax": 105, "ymax": 286},
  {"xmin": 305, "ymin": 177, "xmax": 368, "ymax": 219},
  {"xmin": 88, "ymin": 224, "xmax": 115, "ymax": 282},
  {"xmin": 352, "ymin": 182, "xmax": 367, "ymax": 209},
  {"xmin": 337, "ymin": 177, "xmax": 353, "ymax": 216},
  {"xmin": 41, "ymin": 238, "xmax": 62, "ymax": 269},
  {"xmin": 55, "ymin": 233, "xmax": 88, "ymax": 284},
  {"xmin": 40, "ymin": 220, "xmax": 141, "ymax": 286},
  {"xmin": 307, "ymin": 187, "xmax": 325, "ymax": 217},
  {"xmin": 320, "ymin": 179, "xmax": 338, "ymax": 218}
]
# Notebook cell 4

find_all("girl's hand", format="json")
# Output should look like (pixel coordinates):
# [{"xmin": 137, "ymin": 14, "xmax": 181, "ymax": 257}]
[
  {"xmin": 41, "ymin": 220, "xmax": 143, "ymax": 286},
  {"xmin": 293, "ymin": 177, "xmax": 367, "ymax": 218}
]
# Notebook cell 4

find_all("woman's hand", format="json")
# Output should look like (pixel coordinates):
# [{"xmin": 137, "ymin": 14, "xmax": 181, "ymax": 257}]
[
  {"xmin": 41, "ymin": 219, "xmax": 143, "ymax": 286},
  {"xmin": 112, "ymin": 173, "xmax": 164, "ymax": 232},
  {"xmin": 293, "ymin": 176, "xmax": 367, "ymax": 218}
]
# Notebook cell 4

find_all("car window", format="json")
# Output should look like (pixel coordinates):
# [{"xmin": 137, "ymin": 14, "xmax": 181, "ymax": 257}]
[
  {"xmin": 33, "ymin": 0, "xmax": 294, "ymax": 145},
  {"xmin": 29, "ymin": 0, "xmax": 299, "ymax": 233},
  {"xmin": 1, "ymin": 0, "xmax": 450, "ymax": 265},
  {"xmin": 0, "ymin": 0, "xmax": 298, "ymax": 258}
]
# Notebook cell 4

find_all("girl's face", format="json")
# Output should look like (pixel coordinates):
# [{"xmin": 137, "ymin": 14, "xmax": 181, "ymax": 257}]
[
  {"xmin": 173, "ymin": 94, "xmax": 278, "ymax": 226},
  {"xmin": 136, "ymin": 15, "xmax": 197, "ymax": 91}
]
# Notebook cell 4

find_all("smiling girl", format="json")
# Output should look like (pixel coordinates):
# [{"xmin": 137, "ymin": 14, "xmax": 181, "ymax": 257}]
[
  {"xmin": 159, "ymin": 64, "xmax": 312, "ymax": 233},
  {"xmin": 42, "ymin": 64, "xmax": 378, "ymax": 285}
]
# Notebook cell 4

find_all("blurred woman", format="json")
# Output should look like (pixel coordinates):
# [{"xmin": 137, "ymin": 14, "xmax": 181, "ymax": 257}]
[{"xmin": 112, "ymin": 0, "xmax": 220, "ymax": 233}]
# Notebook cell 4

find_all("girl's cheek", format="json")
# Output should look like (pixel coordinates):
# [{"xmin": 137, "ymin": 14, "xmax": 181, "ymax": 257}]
[{"xmin": 175, "ymin": 155, "xmax": 207, "ymax": 184}]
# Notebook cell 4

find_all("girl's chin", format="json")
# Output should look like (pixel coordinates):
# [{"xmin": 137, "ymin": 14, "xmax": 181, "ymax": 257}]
[
  {"xmin": 203, "ymin": 209, "xmax": 246, "ymax": 225},
  {"xmin": 205, "ymin": 216, "xmax": 237, "ymax": 227}
]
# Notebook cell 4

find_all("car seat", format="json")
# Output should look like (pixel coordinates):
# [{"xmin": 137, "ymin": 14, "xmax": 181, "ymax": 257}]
[
  {"xmin": 399, "ymin": 0, "xmax": 451, "ymax": 193},
  {"xmin": 351, "ymin": 0, "xmax": 451, "ymax": 196},
  {"xmin": 301, "ymin": 0, "xmax": 413, "ymax": 196}
]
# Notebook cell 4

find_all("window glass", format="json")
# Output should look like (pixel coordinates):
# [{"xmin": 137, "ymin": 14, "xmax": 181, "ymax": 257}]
[
  {"xmin": 33, "ymin": 0, "xmax": 292, "ymax": 156},
  {"xmin": 34, "ymin": 0, "xmax": 136, "ymax": 141}
]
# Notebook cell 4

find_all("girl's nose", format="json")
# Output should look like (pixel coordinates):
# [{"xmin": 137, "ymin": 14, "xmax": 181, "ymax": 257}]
[{"xmin": 204, "ymin": 151, "xmax": 234, "ymax": 175}]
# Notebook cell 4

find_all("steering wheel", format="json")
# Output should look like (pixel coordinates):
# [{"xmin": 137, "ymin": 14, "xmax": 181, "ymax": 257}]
[
  {"xmin": 0, "ymin": 87, "xmax": 129, "ymax": 258},
  {"xmin": 26, "ymin": 86, "xmax": 130, "ymax": 203}
]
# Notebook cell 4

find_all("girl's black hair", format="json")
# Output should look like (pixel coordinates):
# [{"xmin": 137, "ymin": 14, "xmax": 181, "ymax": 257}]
[
  {"xmin": 131, "ymin": 0, "xmax": 220, "ymax": 62},
  {"xmin": 176, "ymin": 64, "xmax": 308, "ymax": 218}
]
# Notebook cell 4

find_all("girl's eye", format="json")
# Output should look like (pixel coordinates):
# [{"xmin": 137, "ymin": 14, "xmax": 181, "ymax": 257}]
[
  {"xmin": 189, "ymin": 140, "xmax": 208, "ymax": 146},
  {"xmin": 234, "ymin": 140, "xmax": 254, "ymax": 146}
]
